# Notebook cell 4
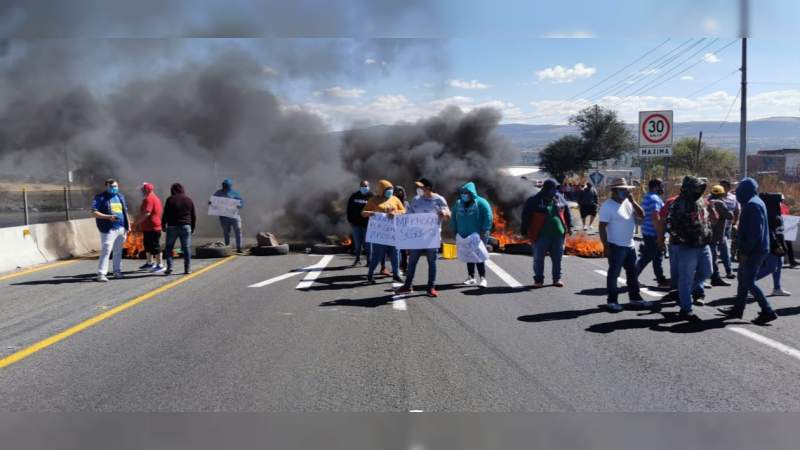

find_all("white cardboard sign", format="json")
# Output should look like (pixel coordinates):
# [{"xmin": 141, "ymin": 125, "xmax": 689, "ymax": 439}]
[
  {"xmin": 208, "ymin": 196, "xmax": 241, "ymax": 219},
  {"xmin": 366, "ymin": 213, "xmax": 441, "ymax": 249}
]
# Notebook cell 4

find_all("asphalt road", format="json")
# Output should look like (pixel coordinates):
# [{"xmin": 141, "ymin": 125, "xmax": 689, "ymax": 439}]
[{"xmin": 1, "ymin": 247, "xmax": 800, "ymax": 412}]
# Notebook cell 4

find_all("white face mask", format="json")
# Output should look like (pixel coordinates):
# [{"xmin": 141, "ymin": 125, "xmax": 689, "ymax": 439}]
[{"xmin": 416, "ymin": 188, "xmax": 424, "ymax": 197}]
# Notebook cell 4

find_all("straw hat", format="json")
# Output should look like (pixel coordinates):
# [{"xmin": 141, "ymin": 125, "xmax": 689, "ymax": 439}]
[{"xmin": 607, "ymin": 177, "xmax": 635, "ymax": 190}]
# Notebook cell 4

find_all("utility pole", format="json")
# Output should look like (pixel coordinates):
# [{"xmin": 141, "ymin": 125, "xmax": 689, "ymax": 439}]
[
  {"xmin": 739, "ymin": 0, "xmax": 749, "ymax": 178},
  {"xmin": 63, "ymin": 145, "xmax": 72, "ymax": 221},
  {"xmin": 696, "ymin": 131, "xmax": 703, "ymax": 171}
]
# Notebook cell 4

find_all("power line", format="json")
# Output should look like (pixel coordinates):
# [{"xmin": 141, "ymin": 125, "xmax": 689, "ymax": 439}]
[
  {"xmin": 717, "ymin": 87, "xmax": 742, "ymax": 131},
  {"xmin": 686, "ymin": 68, "xmax": 740, "ymax": 97}
]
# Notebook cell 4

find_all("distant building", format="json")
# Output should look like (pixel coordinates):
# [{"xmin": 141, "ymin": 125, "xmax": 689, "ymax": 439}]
[{"xmin": 747, "ymin": 149, "xmax": 800, "ymax": 180}]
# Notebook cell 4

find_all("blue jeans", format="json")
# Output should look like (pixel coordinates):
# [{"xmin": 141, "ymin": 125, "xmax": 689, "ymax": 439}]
[
  {"xmin": 533, "ymin": 234, "xmax": 565, "ymax": 283},
  {"xmin": 636, "ymin": 235, "xmax": 666, "ymax": 282},
  {"xmin": 757, "ymin": 254, "xmax": 783, "ymax": 290},
  {"xmin": 219, "ymin": 216, "xmax": 242, "ymax": 251},
  {"xmin": 710, "ymin": 236, "xmax": 732, "ymax": 278},
  {"xmin": 668, "ymin": 243, "xmax": 679, "ymax": 289},
  {"xmin": 351, "ymin": 225, "xmax": 370, "ymax": 261},
  {"xmin": 676, "ymin": 245, "xmax": 712, "ymax": 312},
  {"xmin": 164, "ymin": 225, "xmax": 192, "ymax": 272},
  {"xmin": 736, "ymin": 253, "xmax": 774, "ymax": 313},
  {"xmin": 606, "ymin": 244, "xmax": 642, "ymax": 304},
  {"xmin": 404, "ymin": 248, "xmax": 438, "ymax": 289},
  {"xmin": 368, "ymin": 244, "xmax": 399, "ymax": 279}
]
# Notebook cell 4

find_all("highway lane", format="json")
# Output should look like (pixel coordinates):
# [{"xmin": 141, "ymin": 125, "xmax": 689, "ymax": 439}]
[{"xmin": 0, "ymin": 251, "xmax": 799, "ymax": 411}]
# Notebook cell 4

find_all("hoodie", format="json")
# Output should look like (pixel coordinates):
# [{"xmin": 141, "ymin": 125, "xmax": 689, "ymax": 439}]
[
  {"xmin": 735, "ymin": 177, "xmax": 769, "ymax": 256},
  {"xmin": 520, "ymin": 179, "xmax": 572, "ymax": 242},
  {"xmin": 212, "ymin": 179, "xmax": 244, "ymax": 208},
  {"xmin": 362, "ymin": 179, "xmax": 406, "ymax": 216},
  {"xmin": 346, "ymin": 188, "xmax": 374, "ymax": 227},
  {"xmin": 667, "ymin": 176, "xmax": 712, "ymax": 247},
  {"xmin": 451, "ymin": 182, "xmax": 493, "ymax": 238},
  {"xmin": 162, "ymin": 183, "xmax": 197, "ymax": 232}
]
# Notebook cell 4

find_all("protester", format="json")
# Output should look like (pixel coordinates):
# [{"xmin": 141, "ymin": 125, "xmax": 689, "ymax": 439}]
[
  {"xmin": 635, "ymin": 179, "xmax": 669, "ymax": 288},
  {"xmin": 719, "ymin": 179, "xmax": 740, "ymax": 262},
  {"xmin": 212, "ymin": 179, "xmax": 244, "ymax": 254},
  {"xmin": 707, "ymin": 185, "xmax": 734, "ymax": 286},
  {"xmin": 134, "ymin": 182, "xmax": 165, "ymax": 273},
  {"xmin": 577, "ymin": 182, "xmax": 599, "ymax": 231},
  {"xmin": 598, "ymin": 178, "xmax": 651, "ymax": 312},
  {"xmin": 452, "ymin": 181, "xmax": 493, "ymax": 287},
  {"xmin": 755, "ymin": 192, "xmax": 791, "ymax": 296},
  {"xmin": 362, "ymin": 179, "xmax": 406, "ymax": 284},
  {"xmin": 162, "ymin": 183, "xmax": 197, "ymax": 275},
  {"xmin": 346, "ymin": 180, "xmax": 373, "ymax": 267},
  {"xmin": 396, "ymin": 178, "xmax": 451, "ymax": 297},
  {"xmin": 719, "ymin": 178, "xmax": 778, "ymax": 324},
  {"xmin": 656, "ymin": 189, "xmax": 681, "ymax": 299},
  {"xmin": 521, "ymin": 179, "xmax": 572, "ymax": 288},
  {"xmin": 781, "ymin": 196, "xmax": 798, "ymax": 268},
  {"xmin": 91, "ymin": 178, "xmax": 131, "ymax": 282},
  {"xmin": 394, "ymin": 185, "xmax": 410, "ymax": 275}
]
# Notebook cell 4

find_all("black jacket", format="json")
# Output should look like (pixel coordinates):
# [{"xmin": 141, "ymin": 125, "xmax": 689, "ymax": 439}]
[
  {"xmin": 162, "ymin": 183, "xmax": 197, "ymax": 232},
  {"xmin": 346, "ymin": 190, "xmax": 373, "ymax": 227}
]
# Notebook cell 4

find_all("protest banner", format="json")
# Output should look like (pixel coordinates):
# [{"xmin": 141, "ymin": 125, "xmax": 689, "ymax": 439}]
[
  {"xmin": 365, "ymin": 213, "xmax": 397, "ymax": 246},
  {"xmin": 783, "ymin": 215, "xmax": 799, "ymax": 242},
  {"xmin": 208, "ymin": 196, "xmax": 241, "ymax": 219},
  {"xmin": 456, "ymin": 233, "xmax": 490, "ymax": 263},
  {"xmin": 395, "ymin": 213, "xmax": 441, "ymax": 250}
]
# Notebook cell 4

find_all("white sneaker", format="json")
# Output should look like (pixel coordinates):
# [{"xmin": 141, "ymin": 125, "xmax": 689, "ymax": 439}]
[
  {"xmin": 150, "ymin": 264, "xmax": 166, "ymax": 273},
  {"xmin": 583, "ymin": 226, "xmax": 588, "ymax": 231},
  {"xmin": 772, "ymin": 288, "xmax": 792, "ymax": 296},
  {"xmin": 96, "ymin": 274, "xmax": 108, "ymax": 282},
  {"xmin": 463, "ymin": 277, "xmax": 478, "ymax": 286},
  {"xmin": 478, "ymin": 277, "xmax": 488, "ymax": 288}
]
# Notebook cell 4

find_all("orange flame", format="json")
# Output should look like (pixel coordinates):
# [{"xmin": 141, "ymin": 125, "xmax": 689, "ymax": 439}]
[
  {"xmin": 341, "ymin": 236, "xmax": 353, "ymax": 246},
  {"xmin": 565, "ymin": 234, "xmax": 604, "ymax": 258},
  {"xmin": 491, "ymin": 206, "xmax": 527, "ymax": 247},
  {"xmin": 123, "ymin": 231, "xmax": 145, "ymax": 259}
]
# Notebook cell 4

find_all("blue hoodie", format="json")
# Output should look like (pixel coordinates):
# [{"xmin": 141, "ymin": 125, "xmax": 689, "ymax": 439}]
[
  {"xmin": 212, "ymin": 179, "xmax": 245, "ymax": 208},
  {"xmin": 735, "ymin": 177, "xmax": 769, "ymax": 256},
  {"xmin": 451, "ymin": 181, "xmax": 493, "ymax": 238}
]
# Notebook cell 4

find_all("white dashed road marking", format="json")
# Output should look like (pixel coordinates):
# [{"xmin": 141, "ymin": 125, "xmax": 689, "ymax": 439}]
[
  {"xmin": 296, "ymin": 255, "xmax": 335, "ymax": 290},
  {"xmin": 485, "ymin": 259, "xmax": 523, "ymax": 288}
]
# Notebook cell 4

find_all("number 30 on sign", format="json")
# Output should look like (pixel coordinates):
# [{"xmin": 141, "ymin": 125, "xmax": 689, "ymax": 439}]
[{"xmin": 638, "ymin": 110, "xmax": 673, "ymax": 158}]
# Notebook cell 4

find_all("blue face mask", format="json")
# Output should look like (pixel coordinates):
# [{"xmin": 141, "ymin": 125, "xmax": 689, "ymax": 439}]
[
  {"xmin": 359, "ymin": 186, "xmax": 369, "ymax": 195},
  {"xmin": 460, "ymin": 193, "xmax": 470, "ymax": 203},
  {"xmin": 384, "ymin": 189, "xmax": 394, "ymax": 199},
  {"xmin": 108, "ymin": 186, "xmax": 119, "ymax": 195}
]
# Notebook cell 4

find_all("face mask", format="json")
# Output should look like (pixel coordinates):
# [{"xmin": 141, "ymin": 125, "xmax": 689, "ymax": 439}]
[
  {"xmin": 612, "ymin": 190, "xmax": 626, "ymax": 202},
  {"xmin": 384, "ymin": 189, "xmax": 394, "ymax": 199},
  {"xmin": 359, "ymin": 186, "xmax": 369, "ymax": 195},
  {"xmin": 108, "ymin": 186, "xmax": 119, "ymax": 195},
  {"xmin": 460, "ymin": 193, "xmax": 470, "ymax": 203},
  {"xmin": 416, "ymin": 188, "xmax": 424, "ymax": 197}
]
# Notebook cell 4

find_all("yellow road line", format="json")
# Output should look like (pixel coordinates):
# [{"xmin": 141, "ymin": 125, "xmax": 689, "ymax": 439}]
[
  {"xmin": 0, "ymin": 255, "xmax": 237, "ymax": 370},
  {"xmin": 0, "ymin": 259, "xmax": 81, "ymax": 282}
]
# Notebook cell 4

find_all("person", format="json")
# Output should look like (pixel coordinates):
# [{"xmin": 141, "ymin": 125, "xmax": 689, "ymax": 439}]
[
  {"xmin": 162, "ymin": 183, "xmax": 196, "ymax": 275},
  {"xmin": 394, "ymin": 185, "xmax": 410, "ymax": 275},
  {"xmin": 91, "ymin": 178, "xmax": 131, "ymax": 282},
  {"xmin": 635, "ymin": 179, "xmax": 669, "ymax": 288},
  {"xmin": 362, "ymin": 179, "xmax": 406, "ymax": 284},
  {"xmin": 212, "ymin": 179, "xmax": 244, "ymax": 253},
  {"xmin": 134, "ymin": 182, "xmax": 165, "ymax": 273},
  {"xmin": 396, "ymin": 178, "xmax": 451, "ymax": 297},
  {"xmin": 719, "ymin": 179, "xmax": 740, "ymax": 263},
  {"xmin": 520, "ymin": 179, "xmax": 572, "ymax": 288},
  {"xmin": 719, "ymin": 178, "xmax": 778, "ymax": 324},
  {"xmin": 707, "ymin": 185, "xmax": 734, "ymax": 286},
  {"xmin": 667, "ymin": 176, "xmax": 714, "ymax": 323},
  {"xmin": 346, "ymin": 180, "xmax": 373, "ymax": 266},
  {"xmin": 577, "ymin": 182, "xmax": 598, "ymax": 231},
  {"xmin": 598, "ymin": 178, "xmax": 651, "ymax": 312},
  {"xmin": 452, "ymin": 181, "xmax": 493, "ymax": 287},
  {"xmin": 755, "ymin": 192, "xmax": 791, "ymax": 296},
  {"xmin": 780, "ymin": 196, "xmax": 798, "ymax": 267}
]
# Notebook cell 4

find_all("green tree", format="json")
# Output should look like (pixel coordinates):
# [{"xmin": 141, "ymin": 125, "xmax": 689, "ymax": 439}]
[
  {"xmin": 643, "ymin": 137, "xmax": 737, "ymax": 180},
  {"xmin": 538, "ymin": 135, "xmax": 588, "ymax": 182},
  {"xmin": 571, "ymin": 105, "xmax": 635, "ymax": 163}
]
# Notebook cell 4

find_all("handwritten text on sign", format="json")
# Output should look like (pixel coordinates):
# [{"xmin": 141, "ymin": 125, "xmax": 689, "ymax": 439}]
[
  {"xmin": 366, "ymin": 213, "xmax": 441, "ymax": 249},
  {"xmin": 208, "ymin": 196, "xmax": 241, "ymax": 219},
  {"xmin": 784, "ymin": 215, "xmax": 799, "ymax": 242}
]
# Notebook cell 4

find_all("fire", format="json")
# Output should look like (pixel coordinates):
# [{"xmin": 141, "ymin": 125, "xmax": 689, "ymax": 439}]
[
  {"xmin": 341, "ymin": 236, "xmax": 353, "ymax": 247},
  {"xmin": 123, "ymin": 231, "xmax": 145, "ymax": 259},
  {"xmin": 565, "ymin": 234, "xmax": 604, "ymax": 258},
  {"xmin": 491, "ymin": 206, "xmax": 526, "ymax": 247}
]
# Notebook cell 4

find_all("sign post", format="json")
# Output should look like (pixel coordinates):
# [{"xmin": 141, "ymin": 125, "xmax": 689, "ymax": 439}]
[{"xmin": 638, "ymin": 110, "xmax": 673, "ymax": 158}]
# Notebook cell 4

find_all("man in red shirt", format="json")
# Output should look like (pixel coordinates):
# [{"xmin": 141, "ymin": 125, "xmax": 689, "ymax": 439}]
[{"xmin": 134, "ymin": 182, "xmax": 165, "ymax": 272}]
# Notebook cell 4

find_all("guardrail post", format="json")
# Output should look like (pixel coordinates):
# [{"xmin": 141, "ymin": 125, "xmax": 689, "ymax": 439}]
[
  {"xmin": 23, "ymin": 188, "xmax": 29, "ymax": 225},
  {"xmin": 64, "ymin": 186, "xmax": 71, "ymax": 221}
]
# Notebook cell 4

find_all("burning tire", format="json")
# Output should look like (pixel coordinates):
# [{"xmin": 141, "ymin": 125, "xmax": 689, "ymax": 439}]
[
  {"xmin": 503, "ymin": 243, "xmax": 532, "ymax": 255},
  {"xmin": 250, "ymin": 244, "xmax": 290, "ymax": 256},
  {"xmin": 311, "ymin": 244, "xmax": 345, "ymax": 255},
  {"xmin": 195, "ymin": 244, "xmax": 232, "ymax": 259}
]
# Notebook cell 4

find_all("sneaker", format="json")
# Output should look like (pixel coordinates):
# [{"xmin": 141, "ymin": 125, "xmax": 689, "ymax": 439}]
[
  {"xmin": 139, "ymin": 262, "xmax": 154, "ymax": 270},
  {"xmin": 725, "ymin": 273, "xmax": 736, "ymax": 279},
  {"xmin": 718, "ymin": 306, "xmax": 744, "ymax": 319},
  {"xmin": 150, "ymin": 264, "xmax": 166, "ymax": 273},
  {"xmin": 364, "ymin": 278, "xmax": 376, "ymax": 286},
  {"xmin": 693, "ymin": 298, "xmax": 706, "ymax": 307},
  {"xmin": 553, "ymin": 280, "xmax": 564, "ymax": 288},
  {"xmin": 463, "ymin": 277, "xmax": 478, "ymax": 286},
  {"xmin": 752, "ymin": 310, "xmax": 779, "ymax": 325},
  {"xmin": 380, "ymin": 268, "xmax": 391, "ymax": 277},
  {"xmin": 532, "ymin": 281, "xmax": 544, "ymax": 289},
  {"xmin": 113, "ymin": 272, "xmax": 124, "ymax": 279},
  {"xmin": 95, "ymin": 274, "xmax": 109, "ymax": 282},
  {"xmin": 395, "ymin": 285, "xmax": 413, "ymax": 294},
  {"xmin": 678, "ymin": 310, "xmax": 703, "ymax": 323},
  {"xmin": 478, "ymin": 277, "xmax": 488, "ymax": 288},
  {"xmin": 629, "ymin": 299, "xmax": 654, "ymax": 309},
  {"xmin": 352, "ymin": 259, "xmax": 361, "ymax": 267},
  {"xmin": 582, "ymin": 226, "xmax": 588, "ymax": 231},
  {"xmin": 711, "ymin": 278, "xmax": 731, "ymax": 287},
  {"xmin": 656, "ymin": 280, "xmax": 671, "ymax": 289},
  {"xmin": 426, "ymin": 288, "xmax": 439, "ymax": 298},
  {"xmin": 184, "ymin": 269, "xmax": 192, "ymax": 275},
  {"xmin": 606, "ymin": 303, "xmax": 623, "ymax": 313},
  {"xmin": 392, "ymin": 275, "xmax": 404, "ymax": 283},
  {"xmin": 771, "ymin": 288, "xmax": 792, "ymax": 297},
  {"xmin": 164, "ymin": 268, "xmax": 173, "ymax": 276}
]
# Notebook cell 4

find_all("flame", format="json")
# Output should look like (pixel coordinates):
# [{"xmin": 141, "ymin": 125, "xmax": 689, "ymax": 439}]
[
  {"xmin": 565, "ymin": 234, "xmax": 604, "ymax": 258},
  {"xmin": 341, "ymin": 236, "xmax": 353, "ymax": 246},
  {"xmin": 491, "ymin": 206, "xmax": 526, "ymax": 247},
  {"xmin": 123, "ymin": 231, "xmax": 145, "ymax": 259}
]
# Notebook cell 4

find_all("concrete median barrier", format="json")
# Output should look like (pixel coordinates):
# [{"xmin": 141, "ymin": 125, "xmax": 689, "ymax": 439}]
[{"xmin": 0, "ymin": 218, "xmax": 99, "ymax": 273}]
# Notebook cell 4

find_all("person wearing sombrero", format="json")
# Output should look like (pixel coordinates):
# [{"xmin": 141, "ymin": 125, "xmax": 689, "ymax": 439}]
[{"xmin": 598, "ymin": 178, "xmax": 653, "ymax": 312}]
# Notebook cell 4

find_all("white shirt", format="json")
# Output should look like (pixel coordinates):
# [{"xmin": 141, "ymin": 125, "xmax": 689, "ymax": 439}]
[{"xmin": 599, "ymin": 198, "xmax": 636, "ymax": 247}]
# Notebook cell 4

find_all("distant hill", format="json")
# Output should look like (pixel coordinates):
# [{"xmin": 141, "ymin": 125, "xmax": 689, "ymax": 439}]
[{"xmin": 498, "ymin": 116, "xmax": 800, "ymax": 156}]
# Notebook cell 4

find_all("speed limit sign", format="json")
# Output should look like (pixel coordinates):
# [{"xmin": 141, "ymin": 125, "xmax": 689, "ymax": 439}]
[{"xmin": 638, "ymin": 110, "xmax": 673, "ymax": 157}]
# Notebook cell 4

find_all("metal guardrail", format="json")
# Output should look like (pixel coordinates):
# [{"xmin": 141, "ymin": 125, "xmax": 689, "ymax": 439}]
[{"xmin": 0, "ymin": 188, "xmax": 95, "ymax": 228}]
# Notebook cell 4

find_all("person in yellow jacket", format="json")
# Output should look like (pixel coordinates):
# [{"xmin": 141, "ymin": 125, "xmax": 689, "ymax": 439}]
[{"xmin": 362, "ymin": 179, "xmax": 406, "ymax": 284}]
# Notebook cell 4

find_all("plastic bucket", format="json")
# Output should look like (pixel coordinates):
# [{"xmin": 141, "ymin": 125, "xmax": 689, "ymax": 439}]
[{"xmin": 442, "ymin": 243, "xmax": 457, "ymax": 259}]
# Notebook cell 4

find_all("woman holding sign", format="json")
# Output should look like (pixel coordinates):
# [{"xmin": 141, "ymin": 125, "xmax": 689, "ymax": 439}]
[
  {"xmin": 451, "ymin": 181, "xmax": 493, "ymax": 288},
  {"xmin": 362, "ymin": 179, "xmax": 406, "ymax": 285}
]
